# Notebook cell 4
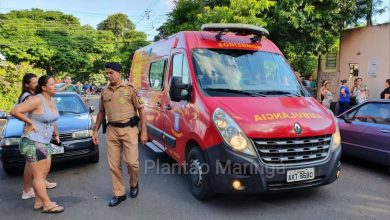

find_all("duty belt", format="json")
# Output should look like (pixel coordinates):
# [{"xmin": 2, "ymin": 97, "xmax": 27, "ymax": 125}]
[{"xmin": 107, "ymin": 116, "xmax": 140, "ymax": 128}]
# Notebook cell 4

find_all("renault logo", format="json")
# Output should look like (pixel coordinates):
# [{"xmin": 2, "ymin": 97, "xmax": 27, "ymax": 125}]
[{"xmin": 294, "ymin": 122, "xmax": 302, "ymax": 135}]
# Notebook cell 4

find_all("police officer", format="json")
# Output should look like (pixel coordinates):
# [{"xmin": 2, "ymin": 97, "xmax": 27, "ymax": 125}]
[{"xmin": 92, "ymin": 62, "xmax": 147, "ymax": 207}]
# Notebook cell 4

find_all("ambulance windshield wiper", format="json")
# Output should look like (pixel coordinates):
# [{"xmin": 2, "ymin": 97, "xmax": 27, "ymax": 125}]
[
  {"xmin": 204, "ymin": 88, "xmax": 266, "ymax": 97},
  {"xmin": 257, "ymin": 90, "xmax": 302, "ymax": 97}
]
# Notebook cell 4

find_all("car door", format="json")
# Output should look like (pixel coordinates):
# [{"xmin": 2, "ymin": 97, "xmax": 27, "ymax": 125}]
[
  {"xmin": 340, "ymin": 102, "xmax": 390, "ymax": 164},
  {"xmin": 145, "ymin": 59, "xmax": 167, "ymax": 147},
  {"xmin": 338, "ymin": 107, "xmax": 364, "ymax": 149},
  {"xmin": 162, "ymin": 51, "xmax": 192, "ymax": 160},
  {"xmin": 358, "ymin": 102, "xmax": 390, "ymax": 164}
]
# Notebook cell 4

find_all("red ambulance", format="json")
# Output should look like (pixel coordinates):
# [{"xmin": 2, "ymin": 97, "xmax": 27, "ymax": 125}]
[{"xmin": 130, "ymin": 23, "xmax": 341, "ymax": 200}]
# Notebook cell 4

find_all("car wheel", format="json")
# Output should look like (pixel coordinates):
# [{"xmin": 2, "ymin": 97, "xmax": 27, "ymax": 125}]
[
  {"xmin": 186, "ymin": 147, "xmax": 215, "ymax": 200},
  {"xmin": 89, "ymin": 149, "xmax": 99, "ymax": 163}
]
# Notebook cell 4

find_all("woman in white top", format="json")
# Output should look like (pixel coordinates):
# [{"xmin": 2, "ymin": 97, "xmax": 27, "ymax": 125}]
[
  {"xmin": 353, "ymin": 78, "xmax": 367, "ymax": 104},
  {"xmin": 321, "ymin": 82, "xmax": 333, "ymax": 108}
]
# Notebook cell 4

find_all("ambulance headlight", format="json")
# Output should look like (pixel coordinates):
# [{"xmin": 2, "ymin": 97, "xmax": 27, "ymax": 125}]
[
  {"xmin": 331, "ymin": 123, "xmax": 341, "ymax": 151},
  {"xmin": 213, "ymin": 108, "xmax": 257, "ymax": 156}
]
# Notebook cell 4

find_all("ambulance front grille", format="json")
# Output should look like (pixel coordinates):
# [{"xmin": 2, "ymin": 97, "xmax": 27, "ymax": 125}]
[{"xmin": 253, "ymin": 135, "xmax": 332, "ymax": 166}]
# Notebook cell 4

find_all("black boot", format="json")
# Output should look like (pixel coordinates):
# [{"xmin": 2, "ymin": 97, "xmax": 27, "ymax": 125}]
[
  {"xmin": 130, "ymin": 184, "xmax": 139, "ymax": 198},
  {"xmin": 108, "ymin": 195, "xmax": 126, "ymax": 207}
]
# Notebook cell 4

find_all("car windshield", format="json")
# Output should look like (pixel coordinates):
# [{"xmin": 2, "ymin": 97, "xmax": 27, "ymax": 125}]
[
  {"xmin": 192, "ymin": 49, "xmax": 304, "ymax": 97},
  {"xmin": 54, "ymin": 95, "xmax": 87, "ymax": 114}
]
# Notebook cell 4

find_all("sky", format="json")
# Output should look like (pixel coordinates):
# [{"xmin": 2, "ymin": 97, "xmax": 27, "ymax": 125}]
[
  {"xmin": 0, "ymin": 0, "xmax": 389, "ymax": 40},
  {"xmin": 0, "ymin": 0, "xmax": 175, "ymax": 40}
]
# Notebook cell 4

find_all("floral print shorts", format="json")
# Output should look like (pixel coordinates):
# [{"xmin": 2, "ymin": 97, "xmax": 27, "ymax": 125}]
[{"xmin": 19, "ymin": 137, "xmax": 52, "ymax": 163}]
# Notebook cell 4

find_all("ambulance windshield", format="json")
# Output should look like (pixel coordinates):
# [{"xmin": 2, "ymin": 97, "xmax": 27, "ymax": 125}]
[{"xmin": 192, "ymin": 49, "xmax": 304, "ymax": 97}]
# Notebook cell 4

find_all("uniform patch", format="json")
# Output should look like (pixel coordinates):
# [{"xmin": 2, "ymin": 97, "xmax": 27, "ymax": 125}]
[
  {"xmin": 136, "ymin": 91, "xmax": 141, "ymax": 97},
  {"xmin": 138, "ymin": 97, "xmax": 144, "ymax": 105},
  {"xmin": 119, "ymin": 97, "xmax": 126, "ymax": 105}
]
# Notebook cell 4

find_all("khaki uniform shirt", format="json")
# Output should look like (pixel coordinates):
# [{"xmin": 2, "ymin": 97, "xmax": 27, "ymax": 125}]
[{"xmin": 99, "ymin": 82, "xmax": 144, "ymax": 123}]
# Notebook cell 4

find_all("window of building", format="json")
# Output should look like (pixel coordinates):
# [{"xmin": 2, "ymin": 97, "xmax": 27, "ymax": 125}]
[{"xmin": 326, "ymin": 52, "xmax": 337, "ymax": 69}]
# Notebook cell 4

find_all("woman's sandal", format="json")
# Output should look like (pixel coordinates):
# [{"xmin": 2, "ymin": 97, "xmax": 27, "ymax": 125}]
[
  {"xmin": 46, "ymin": 181, "xmax": 57, "ymax": 189},
  {"xmin": 34, "ymin": 202, "xmax": 56, "ymax": 211},
  {"xmin": 42, "ymin": 204, "xmax": 64, "ymax": 213}
]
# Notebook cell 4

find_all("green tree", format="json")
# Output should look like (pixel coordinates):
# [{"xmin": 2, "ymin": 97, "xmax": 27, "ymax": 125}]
[
  {"xmin": 197, "ymin": 0, "xmax": 274, "ymax": 27},
  {"xmin": 156, "ymin": 0, "xmax": 377, "ymax": 74},
  {"xmin": 97, "ymin": 13, "xmax": 136, "ymax": 38},
  {"xmin": 89, "ymin": 71, "xmax": 107, "ymax": 86},
  {"xmin": 0, "ymin": 62, "xmax": 45, "ymax": 111},
  {"xmin": 352, "ymin": 0, "xmax": 387, "ymax": 26},
  {"xmin": 155, "ymin": 0, "xmax": 204, "ymax": 40},
  {"xmin": 0, "ymin": 9, "xmax": 150, "ymax": 110}
]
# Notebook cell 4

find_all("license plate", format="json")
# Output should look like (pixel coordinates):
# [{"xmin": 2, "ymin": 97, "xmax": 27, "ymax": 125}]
[
  {"xmin": 51, "ymin": 144, "xmax": 64, "ymax": 155},
  {"xmin": 287, "ymin": 168, "xmax": 315, "ymax": 183}
]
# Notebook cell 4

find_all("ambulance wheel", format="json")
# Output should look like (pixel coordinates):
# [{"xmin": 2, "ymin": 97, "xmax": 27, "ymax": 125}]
[{"xmin": 187, "ymin": 147, "xmax": 215, "ymax": 200}]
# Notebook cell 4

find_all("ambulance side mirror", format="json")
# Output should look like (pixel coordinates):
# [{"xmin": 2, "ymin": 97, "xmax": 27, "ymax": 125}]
[{"xmin": 169, "ymin": 76, "xmax": 192, "ymax": 102}]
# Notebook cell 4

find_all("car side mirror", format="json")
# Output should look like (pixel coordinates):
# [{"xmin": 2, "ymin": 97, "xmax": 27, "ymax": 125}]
[
  {"xmin": 0, "ymin": 111, "xmax": 7, "ymax": 119},
  {"xmin": 169, "ymin": 76, "xmax": 192, "ymax": 102},
  {"xmin": 344, "ymin": 117, "xmax": 353, "ymax": 124},
  {"xmin": 89, "ymin": 106, "xmax": 96, "ymax": 113}
]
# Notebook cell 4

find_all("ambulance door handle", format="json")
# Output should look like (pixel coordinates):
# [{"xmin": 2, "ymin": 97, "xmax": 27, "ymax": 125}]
[
  {"xmin": 165, "ymin": 104, "xmax": 172, "ymax": 110},
  {"xmin": 156, "ymin": 102, "xmax": 161, "ymax": 107}
]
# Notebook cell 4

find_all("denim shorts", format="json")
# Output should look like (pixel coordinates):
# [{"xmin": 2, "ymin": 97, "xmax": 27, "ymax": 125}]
[{"xmin": 19, "ymin": 137, "xmax": 52, "ymax": 163}]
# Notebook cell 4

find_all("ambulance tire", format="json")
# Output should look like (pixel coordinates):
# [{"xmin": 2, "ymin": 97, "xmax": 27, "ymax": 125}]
[{"xmin": 187, "ymin": 147, "xmax": 215, "ymax": 200}]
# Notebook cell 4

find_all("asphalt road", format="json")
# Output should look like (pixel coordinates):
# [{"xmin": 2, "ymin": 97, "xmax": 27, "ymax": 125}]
[{"xmin": 0, "ymin": 96, "xmax": 389, "ymax": 220}]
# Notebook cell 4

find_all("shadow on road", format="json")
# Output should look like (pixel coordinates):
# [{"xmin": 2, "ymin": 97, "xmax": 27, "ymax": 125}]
[{"xmin": 341, "ymin": 155, "xmax": 389, "ymax": 176}]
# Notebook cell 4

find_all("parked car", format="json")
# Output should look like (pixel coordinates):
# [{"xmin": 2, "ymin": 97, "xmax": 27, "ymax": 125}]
[
  {"xmin": 0, "ymin": 92, "xmax": 99, "ymax": 174},
  {"xmin": 337, "ymin": 100, "xmax": 390, "ymax": 165}
]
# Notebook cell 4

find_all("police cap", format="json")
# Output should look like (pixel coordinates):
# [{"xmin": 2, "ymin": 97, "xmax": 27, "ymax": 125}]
[{"xmin": 104, "ymin": 62, "xmax": 122, "ymax": 73}]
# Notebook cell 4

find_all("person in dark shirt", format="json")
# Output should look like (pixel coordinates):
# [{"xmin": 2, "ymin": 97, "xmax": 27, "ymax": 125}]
[
  {"xmin": 380, "ymin": 79, "xmax": 390, "ymax": 99},
  {"xmin": 338, "ymin": 79, "xmax": 350, "ymax": 114}
]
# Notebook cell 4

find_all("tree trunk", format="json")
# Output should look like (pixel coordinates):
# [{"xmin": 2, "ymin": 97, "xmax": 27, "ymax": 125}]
[{"xmin": 366, "ymin": 0, "xmax": 373, "ymax": 26}]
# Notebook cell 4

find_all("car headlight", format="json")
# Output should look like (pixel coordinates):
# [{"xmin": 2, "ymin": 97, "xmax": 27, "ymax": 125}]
[
  {"xmin": 213, "ymin": 108, "xmax": 257, "ymax": 156},
  {"xmin": 331, "ymin": 122, "xmax": 341, "ymax": 151},
  {"xmin": 72, "ymin": 130, "xmax": 93, "ymax": 139},
  {"xmin": 0, "ymin": 138, "xmax": 21, "ymax": 146}
]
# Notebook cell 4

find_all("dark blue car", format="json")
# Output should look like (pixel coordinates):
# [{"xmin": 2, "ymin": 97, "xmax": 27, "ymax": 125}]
[
  {"xmin": 337, "ymin": 99, "xmax": 390, "ymax": 166},
  {"xmin": 0, "ymin": 92, "xmax": 99, "ymax": 174}
]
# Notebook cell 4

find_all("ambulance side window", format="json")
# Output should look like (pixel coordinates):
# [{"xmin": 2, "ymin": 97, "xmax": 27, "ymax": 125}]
[
  {"xmin": 149, "ymin": 59, "xmax": 166, "ymax": 90},
  {"xmin": 172, "ymin": 53, "xmax": 190, "ymax": 85}
]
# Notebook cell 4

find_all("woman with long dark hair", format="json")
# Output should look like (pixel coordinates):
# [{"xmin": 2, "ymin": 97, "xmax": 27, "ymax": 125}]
[
  {"xmin": 18, "ymin": 73, "xmax": 38, "ymax": 104},
  {"xmin": 320, "ymin": 80, "xmax": 328, "ymax": 102},
  {"xmin": 11, "ymin": 75, "xmax": 64, "ymax": 213},
  {"xmin": 18, "ymin": 73, "xmax": 57, "ymax": 201},
  {"xmin": 321, "ymin": 82, "xmax": 333, "ymax": 109}
]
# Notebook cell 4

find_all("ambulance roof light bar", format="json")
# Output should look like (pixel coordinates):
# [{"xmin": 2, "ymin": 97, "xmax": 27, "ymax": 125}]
[{"xmin": 201, "ymin": 23, "xmax": 269, "ymax": 43}]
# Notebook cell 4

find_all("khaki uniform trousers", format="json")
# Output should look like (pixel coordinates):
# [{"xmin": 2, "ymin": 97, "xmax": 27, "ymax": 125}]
[{"xmin": 106, "ymin": 125, "xmax": 139, "ymax": 196}]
